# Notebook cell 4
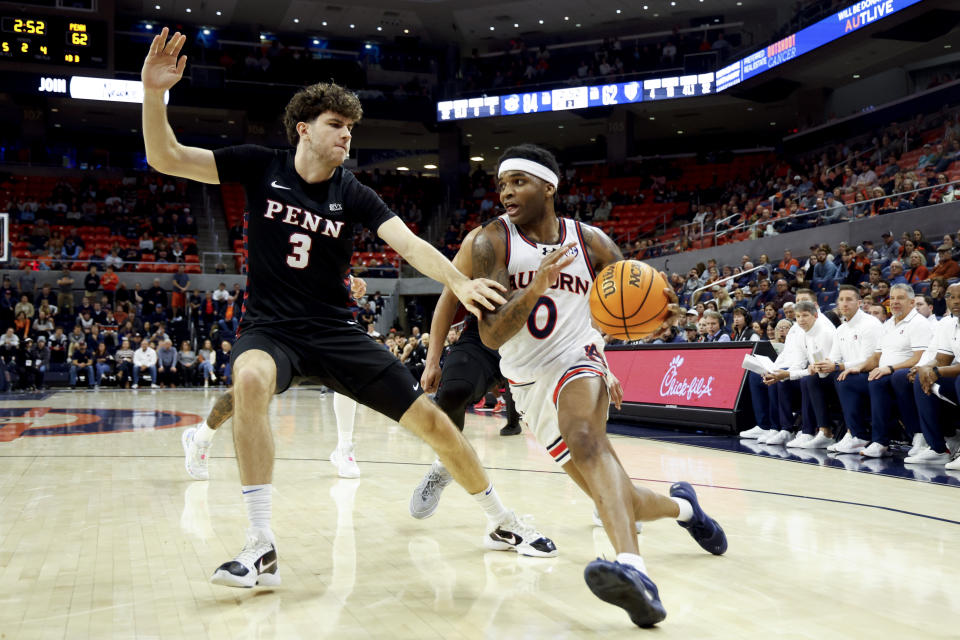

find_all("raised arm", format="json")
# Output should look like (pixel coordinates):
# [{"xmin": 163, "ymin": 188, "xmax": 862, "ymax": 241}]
[
  {"xmin": 141, "ymin": 27, "xmax": 219, "ymax": 184},
  {"xmin": 376, "ymin": 217, "xmax": 505, "ymax": 318},
  {"xmin": 421, "ymin": 226, "xmax": 481, "ymax": 392},
  {"xmin": 474, "ymin": 224, "xmax": 577, "ymax": 350}
]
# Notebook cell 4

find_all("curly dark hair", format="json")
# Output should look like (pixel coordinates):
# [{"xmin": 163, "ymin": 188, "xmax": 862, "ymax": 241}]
[{"xmin": 282, "ymin": 82, "xmax": 363, "ymax": 147}]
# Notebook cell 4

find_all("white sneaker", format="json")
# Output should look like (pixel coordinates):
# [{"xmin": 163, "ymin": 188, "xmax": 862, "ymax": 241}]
[
  {"xmin": 182, "ymin": 426, "xmax": 212, "ymax": 481},
  {"xmin": 150, "ymin": 383, "xmax": 159, "ymax": 389},
  {"xmin": 904, "ymin": 447, "xmax": 951, "ymax": 465},
  {"xmin": 756, "ymin": 429, "xmax": 777, "ymax": 443},
  {"xmin": 828, "ymin": 432, "xmax": 851, "ymax": 452},
  {"xmin": 945, "ymin": 455, "xmax": 960, "ymax": 471},
  {"xmin": 592, "ymin": 507, "xmax": 643, "ymax": 534},
  {"xmin": 485, "ymin": 511, "xmax": 558, "ymax": 558},
  {"xmin": 785, "ymin": 433, "xmax": 814, "ymax": 448},
  {"xmin": 800, "ymin": 432, "xmax": 836, "ymax": 449},
  {"xmin": 131, "ymin": 383, "xmax": 138, "ymax": 389},
  {"xmin": 836, "ymin": 436, "xmax": 870, "ymax": 455},
  {"xmin": 765, "ymin": 430, "xmax": 792, "ymax": 446},
  {"xmin": 860, "ymin": 442, "xmax": 891, "ymax": 458},
  {"xmin": 203, "ymin": 378, "xmax": 209, "ymax": 388},
  {"xmin": 907, "ymin": 433, "xmax": 928, "ymax": 457},
  {"xmin": 739, "ymin": 425, "xmax": 766, "ymax": 439},
  {"xmin": 329, "ymin": 444, "xmax": 361, "ymax": 479},
  {"xmin": 210, "ymin": 528, "xmax": 280, "ymax": 588}
]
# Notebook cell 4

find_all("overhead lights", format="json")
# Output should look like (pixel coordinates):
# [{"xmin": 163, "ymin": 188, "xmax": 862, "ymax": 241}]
[
  {"xmin": 294, "ymin": 18, "xmax": 299, "ymax": 24},
  {"xmin": 51, "ymin": 107, "xmax": 58, "ymax": 112},
  {"xmin": 202, "ymin": 28, "xmax": 210, "ymax": 35},
  {"xmin": 489, "ymin": 26, "xmax": 495, "ymax": 30},
  {"xmin": 185, "ymin": 7, "xmax": 191, "ymax": 13},
  {"xmin": 227, "ymin": 120, "xmax": 235, "ymax": 124},
  {"xmin": 514, "ymin": 23, "xmax": 519, "ymax": 28},
  {"xmin": 220, "ymin": 134, "xmax": 227, "ymax": 138},
  {"xmin": 397, "ymin": 166, "xmax": 409, "ymax": 171},
  {"xmin": 145, "ymin": 23, "xmax": 153, "ymax": 30},
  {"xmin": 130, "ymin": 128, "xmax": 137, "ymax": 133},
  {"xmin": 616, "ymin": 9, "xmax": 621, "ymax": 14},
  {"xmin": 671, "ymin": 1, "xmax": 676, "ymax": 5},
  {"xmin": 677, "ymin": 130, "xmax": 684, "ymax": 134},
  {"xmin": 649, "ymin": 116, "xmax": 655, "ymax": 120},
  {"xmin": 493, "ymin": 145, "xmax": 500, "ymax": 150},
  {"xmin": 466, "ymin": 133, "xmax": 473, "ymax": 137},
  {"xmin": 216, "ymin": 10, "xmax": 221, "ymax": 16},
  {"xmin": 590, "ymin": 137, "xmax": 596, "ymax": 142},
  {"xmin": 376, "ymin": 26, "xmax": 382, "ymax": 31},
  {"xmin": 364, "ymin": 44, "xmax": 372, "ymax": 49},
  {"xmin": 470, "ymin": 156, "xmax": 485, "ymax": 162},
  {"xmin": 852, "ymin": 74, "xmax": 860, "ymax": 79},
  {"xmin": 643, "ymin": 4, "xmax": 648, "ymax": 9},
  {"xmin": 558, "ymin": 124, "xmax": 564, "ymax": 129},
  {"xmin": 349, "ymin": 24, "xmax": 355, "ymax": 29},
  {"xmin": 945, "ymin": 44, "xmax": 952, "ymax": 49},
  {"xmin": 423, "ymin": 164, "xmax": 437, "ymax": 169},
  {"xmin": 538, "ymin": 19, "xmax": 544, "ymax": 24},
  {"xmin": 769, "ymin": 121, "xmax": 776, "ymax": 126},
  {"xmin": 312, "ymin": 39, "xmax": 319, "ymax": 45},
  {"xmin": 54, "ymin": 123, "xmax": 61, "ymax": 128},
  {"xmin": 154, "ymin": 4, "xmax": 160, "ymax": 9},
  {"xmin": 260, "ymin": 34, "xmax": 266, "ymax": 39},
  {"xmin": 576, "ymin": 23, "xmax": 581, "ymax": 27},
  {"xmin": 736, "ymin": 1, "xmax": 742, "ymax": 4},
  {"xmin": 403, "ymin": 28, "xmax": 409, "ymax": 33},
  {"xmin": 322, "ymin": 21, "xmax": 328, "ymax": 26},
  {"xmin": 564, "ymin": 16, "xmax": 569, "ymax": 21}
]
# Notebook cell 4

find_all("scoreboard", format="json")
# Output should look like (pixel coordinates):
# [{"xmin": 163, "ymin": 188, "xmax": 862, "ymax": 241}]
[{"xmin": 0, "ymin": 15, "xmax": 108, "ymax": 68}]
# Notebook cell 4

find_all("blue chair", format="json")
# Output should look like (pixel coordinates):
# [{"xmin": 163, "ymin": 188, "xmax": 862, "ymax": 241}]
[
  {"xmin": 751, "ymin": 309, "xmax": 764, "ymax": 322},
  {"xmin": 914, "ymin": 282, "xmax": 931, "ymax": 295},
  {"xmin": 817, "ymin": 292, "xmax": 833, "ymax": 308},
  {"xmin": 825, "ymin": 290, "xmax": 839, "ymax": 305}
]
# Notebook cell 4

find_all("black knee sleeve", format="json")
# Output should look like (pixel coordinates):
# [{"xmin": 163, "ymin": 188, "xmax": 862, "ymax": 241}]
[{"xmin": 435, "ymin": 376, "xmax": 476, "ymax": 431}]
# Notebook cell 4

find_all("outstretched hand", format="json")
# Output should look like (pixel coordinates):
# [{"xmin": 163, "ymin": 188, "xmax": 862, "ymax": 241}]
[
  {"xmin": 532, "ymin": 243, "xmax": 578, "ymax": 296},
  {"xmin": 142, "ymin": 27, "xmax": 187, "ymax": 92},
  {"xmin": 647, "ymin": 270, "xmax": 684, "ymax": 340},
  {"xmin": 451, "ymin": 277, "xmax": 508, "ymax": 319}
]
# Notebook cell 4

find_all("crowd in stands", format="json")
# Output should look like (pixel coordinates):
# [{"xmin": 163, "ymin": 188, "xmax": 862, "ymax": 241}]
[
  {"xmin": 1, "ymin": 172, "xmax": 203, "ymax": 273},
  {"xmin": 621, "ymin": 227, "xmax": 960, "ymax": 469},
  {"xmin": 0, "ymin": 269, "xmax": 246, "ymax": 391}
]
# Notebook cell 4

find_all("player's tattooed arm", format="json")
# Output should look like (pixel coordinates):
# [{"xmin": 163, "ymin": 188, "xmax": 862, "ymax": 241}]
[
  {"xmin": 474, "ymin": 224, "xmax": 576, "ymax": 350},
  {"xmin": 581, "ymin": 225, "xmax": 624, "ymax": 273},
  {"xmin": 206, "ymin": 390, "xmax": 234, "ymax": 430}
]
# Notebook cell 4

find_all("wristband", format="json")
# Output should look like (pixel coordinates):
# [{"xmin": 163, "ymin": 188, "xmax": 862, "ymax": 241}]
[
  {"xmin": 834, "ymin": 363, "xmax": 840, "ymax": 373},
  {"xmin": 932, "ymin": 366, "xmax": 941, "ymax": 380},
  {"xmin": 887, "ymin": 365, "xmax": 895, "ymax": 375}
]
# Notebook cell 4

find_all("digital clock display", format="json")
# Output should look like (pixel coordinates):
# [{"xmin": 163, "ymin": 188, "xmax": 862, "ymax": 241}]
[{"xmin": 0, "ymin": 15, "xmax": 107, "ymax": 68}]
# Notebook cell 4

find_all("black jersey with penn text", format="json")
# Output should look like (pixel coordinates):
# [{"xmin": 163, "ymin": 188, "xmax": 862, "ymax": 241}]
[{"xmin": 213, "ymin": 144, "xmax": 395, "ymax": 326}]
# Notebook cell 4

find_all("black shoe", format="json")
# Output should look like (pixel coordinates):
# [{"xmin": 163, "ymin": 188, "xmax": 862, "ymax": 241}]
[
  {"xmin": 499, "ymin": 423, "xmax": 521, "ymax": 436},
  {"xmin": 584, "ymin": 559, "xmax": 667, "ymax": 628}
]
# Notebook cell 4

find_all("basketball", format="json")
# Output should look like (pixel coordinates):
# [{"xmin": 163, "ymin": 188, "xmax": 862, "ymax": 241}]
[{"xmin": 589, "ymin": 260, "xmax": 670, "ymax": 341}]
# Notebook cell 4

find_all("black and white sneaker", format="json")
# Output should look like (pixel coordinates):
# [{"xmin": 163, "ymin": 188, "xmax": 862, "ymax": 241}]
[
  {"xmin": 210, "ymin": 528, "xmax": 281, "ymax": 588},
  {"xmin": 484, "ymin": 511, "xmax": 558, "ymax": 558}
]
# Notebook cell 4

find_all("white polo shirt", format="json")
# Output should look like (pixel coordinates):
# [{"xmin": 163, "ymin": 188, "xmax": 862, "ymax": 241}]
[
  {"xmin": 918, "ymin": 316, "xmax": 956, "ymax": 366},
  {"xmin": 876, "ymin": 308, "xmax": 931, "ymax": 368},
  {"xmin": 829, "ymin": 309, "xmax": 883, "ymax": 368},
  {"xmin": 788, "ymin": 316, "xmax": 837, "ymax": 380},
  {"xmin": 775, "ymin": 323, "xmax": 806, "ymax": 370},
  {"xmin": 934, "ymin": 316, "xmax": 960, "ymax": 365}
]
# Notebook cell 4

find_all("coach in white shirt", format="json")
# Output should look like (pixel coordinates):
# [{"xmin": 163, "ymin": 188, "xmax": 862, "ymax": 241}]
[
  {"xmin": 740, "ymin": 318, "xmax": 804, "ymax": 443},
  {"xmin": 813, "ymin": 285, "xmax": 883, "ymax": 453},
  {"xmin": 835, "ymin": 284, "xmax": 931, "ymax": 458},
  {"xmin": 132, "ymin": 341, "xmax": 159, "ymax": 389},
  {"xmin": 908, "ymin": 283, "xmax": 960, "ymax": 467}
]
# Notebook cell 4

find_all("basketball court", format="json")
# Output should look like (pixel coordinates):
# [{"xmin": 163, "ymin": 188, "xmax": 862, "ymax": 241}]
[{"xmin": 1, "ymin": 387, "xmax": 956, "ymax": 639}]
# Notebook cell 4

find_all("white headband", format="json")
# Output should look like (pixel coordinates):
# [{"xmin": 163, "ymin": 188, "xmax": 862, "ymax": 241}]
[{"xmin": 498, "ymin": 158, "xmax": 559, "ymax": 187}]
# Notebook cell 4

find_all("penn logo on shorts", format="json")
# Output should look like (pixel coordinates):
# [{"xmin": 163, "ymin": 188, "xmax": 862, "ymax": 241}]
[{"xmin": 546, "ymin": 435, "xmax": 570, "ymax": 464}]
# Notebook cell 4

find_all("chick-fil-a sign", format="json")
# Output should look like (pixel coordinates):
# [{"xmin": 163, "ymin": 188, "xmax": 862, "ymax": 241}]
[{"xmin": 605, "ymin": 346, "xmax": 753, "ymax": 409}]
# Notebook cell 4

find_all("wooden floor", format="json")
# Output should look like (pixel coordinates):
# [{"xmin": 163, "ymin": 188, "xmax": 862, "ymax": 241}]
[{"xmin": 1, "ymin": 387, "xmax": 957, "ymax": 639}]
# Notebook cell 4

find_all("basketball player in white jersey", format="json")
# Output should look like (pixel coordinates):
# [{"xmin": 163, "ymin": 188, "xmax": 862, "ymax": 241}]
[
  {"xmin": 182, "ymin": 276, "xmax": 369, "ymax": 480},
  {"xmin": 472, "ymin": 144, "xmax": 727, "ymax": 628}
]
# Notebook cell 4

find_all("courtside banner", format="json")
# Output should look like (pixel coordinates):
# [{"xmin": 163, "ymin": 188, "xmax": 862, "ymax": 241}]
[{"xmin": 606, "ymin": 346, "xmax": 753, "ymax": 410}]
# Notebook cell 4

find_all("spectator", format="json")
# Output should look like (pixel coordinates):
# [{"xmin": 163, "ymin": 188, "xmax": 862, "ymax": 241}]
[
  {"xmin": 772, "ymin": 279, "xmax": 795, "ymax": 309},
  {"xmin": 811, "ymin": 253, "xmax": 838, "ymax": 290},
  {"xmin": 929, "ymin": 277, "xmax": 949, "ymax": 317},
  {"xmin": 887, "ymin": 261, "xmax": 908, "ymax": 286},
  {"xmin": 132, "ymin": 340, "xmax": 159, "ymax": 389},
  {"xmin": 198, "ymin": 338, "xmax": 217, "ymax": 386},
  {"xmin": 213, "ymin": 340, "xmax": 232, "ymax": 385},
  {"xmin": 701, "ymin": 311, "xmax": 730, "ymax": 342},
  {"xmin": 878, "ymin": 231, "xmax": 900, "ymax": 266},
  {"xmin": 778, "ymin": 250, "xmax": 799, "ymax": 274},
  {"xmin": 115, "ymin": 339, "xmax": 135, "ymax": 388},
  {"xmin": 730, "ymin": 307, "xmax": 758, "ymax": 341},
  {"xmin": 92, "ymin": 342, "xmax": 115, "ymax": 387},
  {"xmin": 836, "ymin": 284, "xmax": 930, "ymax": 458},
  {"xmin": 929, "ymin": 245, "xmax": 960, "ymax": 279},
  {"xmin": 212, "ymin": 282, "xmax": 230, "ymax": 315},
  {"xmin": 156, "ymin": 339, "xmax": 179, "ymax": 388},
  {"xmin": 69, "ymin": 343, "xmax": 95, "ymax": 389},
  {"xmin": 145, "ymin": 278, "xmax": 167, "ymax": 309},
  {"xmin": 904, "ymin": 251, "xmax": 929, "ymax": 283},
  {"xmin": 27, "ymin": 336, "xmax": 49, "ymax": 390},
  {"xmin": 14, "ymin": 294, "xmax": 35, "ymax": 321},
  {"xmin": 56, "ymin": 269, "xmax": 75, "ymax": 317},
  {"xmin": 101, "ymin": 265, "xmax": 119, "ymax": 303},
  {"xmin": 178, "ymin": 340, "xmax": 198, "ymax": 386},
  {"xmin": 171, "ymin": 266, "xmax": 190, "ymax": 313}
]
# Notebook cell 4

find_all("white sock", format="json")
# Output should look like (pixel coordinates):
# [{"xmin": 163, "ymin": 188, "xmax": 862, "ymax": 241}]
[
  {"xmin": 473, "ymin": 484, "xmax": 509, "ymax": 522},
  {"xmin": 671, "ymin": 497, "xmax": 693, "ymax": 522},
  {"xmin": 616, "ymin": 552, "xmax": 647, "ymax": 574},
  {"xmin": 333, "ymin": 393, "xmax": 357, "ymax": 448},
  {"xmin": 193, "ymin": 420, "xmax": 217, "ymax": 445},
  {"xmin": 242, "ymin": 484, "xmax": 272, "ymax": 531}
]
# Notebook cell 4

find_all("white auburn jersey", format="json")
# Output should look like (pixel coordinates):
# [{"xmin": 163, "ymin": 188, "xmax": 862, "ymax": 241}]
[{"xmin": 496, "ymin": 214, "xmax": 604, "ymax": 383}]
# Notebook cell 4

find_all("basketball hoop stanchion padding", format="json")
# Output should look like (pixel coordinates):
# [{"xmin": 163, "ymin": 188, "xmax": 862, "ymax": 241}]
[
  {"xmin": 605, "ymin": 341, "xmax": 778, "ymax": 433},
  {"xmin": 0, "ymin": 213, "xmax": 8, "ymax": 263}
]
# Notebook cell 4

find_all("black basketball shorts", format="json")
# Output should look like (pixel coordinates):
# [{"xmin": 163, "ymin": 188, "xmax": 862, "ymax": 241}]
[
  {"xmin": 437, "ymin": 331, "xmax": 504, "ymax": 405},
  {"xmin": 231, "ymin": 318, "xmax": 423, "ymax": 422}
]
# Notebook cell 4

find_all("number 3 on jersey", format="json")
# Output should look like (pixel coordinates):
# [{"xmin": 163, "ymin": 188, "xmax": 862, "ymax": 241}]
[
  {"xmin": 527, "ymin": 296, "xmax": 557, "ymax": 339},
  {"xmin": 287, "ymin": 233, "xmax": 311, "ymax": 269}
]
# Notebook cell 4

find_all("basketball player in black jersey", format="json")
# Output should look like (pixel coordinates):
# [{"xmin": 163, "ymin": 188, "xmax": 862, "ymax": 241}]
[
  {"xmin": 409, "ymin": 222, "xmax": 522, "ymax": 519},
  {"xmin": 141, "ymin": 28, "xmax": 557, "ymax": 588},
  {"xmin": 473, "ymin": 144, "xmax": 727, "ymax": 627}
]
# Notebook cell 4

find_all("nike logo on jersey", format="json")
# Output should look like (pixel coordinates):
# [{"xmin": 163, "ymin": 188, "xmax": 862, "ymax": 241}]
[
  {"xmin": 412, "ymin": 383, "xmax": 420, "ymax": 390},
  {"xmin": 270, "ymin": 180, "xmax": 291, "ymax": 190}
]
